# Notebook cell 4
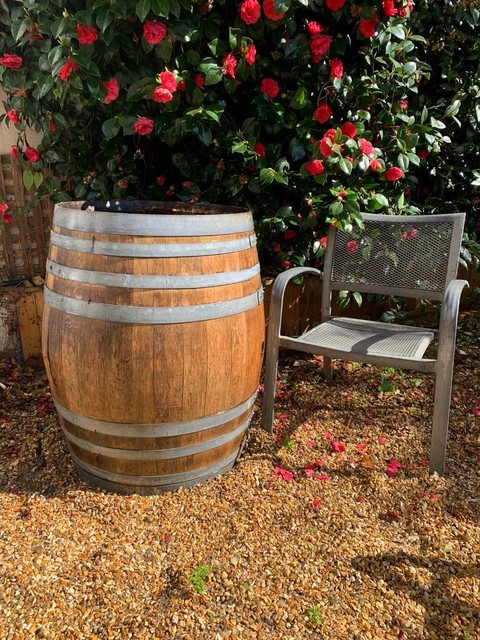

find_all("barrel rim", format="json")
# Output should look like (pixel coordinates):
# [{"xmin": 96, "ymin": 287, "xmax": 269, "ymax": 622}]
[{"xmin": 59, "ymin": 200, "xmax": 252, "ymax": 216}]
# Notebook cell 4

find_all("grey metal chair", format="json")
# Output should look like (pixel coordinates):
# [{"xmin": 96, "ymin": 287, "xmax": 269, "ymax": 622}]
[{"xmin": 261, "ymin": 213, "xmax": 467, "ymax": 475}]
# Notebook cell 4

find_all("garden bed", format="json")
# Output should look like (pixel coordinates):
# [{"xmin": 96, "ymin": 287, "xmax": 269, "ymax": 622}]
[{"xmin": 0, "ymin": 308, "xmax": 479, "ymax": 639}]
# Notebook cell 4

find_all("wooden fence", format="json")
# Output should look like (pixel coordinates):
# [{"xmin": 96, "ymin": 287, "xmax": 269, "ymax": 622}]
[{"xmin": 0, "ymin": 154, "xmax": 53, "ymax": 281}]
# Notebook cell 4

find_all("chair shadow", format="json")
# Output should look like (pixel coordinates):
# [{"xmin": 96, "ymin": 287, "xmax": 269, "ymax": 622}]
[{"xmin": 352, "ymin": 551, "xmax": 480, "ymax": 638}]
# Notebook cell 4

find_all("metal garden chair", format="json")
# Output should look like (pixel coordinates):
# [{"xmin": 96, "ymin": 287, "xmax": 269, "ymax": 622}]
[{"xmin": 261, "ymin": 213, "xmax": 467, "ymax": 475}]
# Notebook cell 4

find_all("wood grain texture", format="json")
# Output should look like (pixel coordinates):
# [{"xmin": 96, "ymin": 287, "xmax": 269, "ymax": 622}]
[{"xmin": 42, "ymin": 202, "xmax": 265, "ymax": 494}]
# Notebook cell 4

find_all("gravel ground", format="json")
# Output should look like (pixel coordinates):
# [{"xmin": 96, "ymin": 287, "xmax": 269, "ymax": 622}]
[{"xmin": 0, "ymin": 309, "xmax": 479, "ymax": 640}]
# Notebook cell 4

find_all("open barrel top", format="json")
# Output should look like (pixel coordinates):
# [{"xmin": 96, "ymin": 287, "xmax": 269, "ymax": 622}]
[{"xmin": 74, "ymin": 200, "xmax": 251, "ymax": 215}]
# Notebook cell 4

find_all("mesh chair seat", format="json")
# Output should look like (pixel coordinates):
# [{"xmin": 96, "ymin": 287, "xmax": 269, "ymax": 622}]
[{"xmin": 290, "ymin": 317, "xmax": 435, "ymax": 360}]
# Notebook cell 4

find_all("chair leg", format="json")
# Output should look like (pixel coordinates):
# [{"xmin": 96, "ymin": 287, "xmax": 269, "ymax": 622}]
[
  {"xmin": 323, "ymin": 356, "xmax": 333, "ymax": 381},
  {"xmin": 261, "ymin": 337, "xmax": 280, "ymax": 434},
  {"xmin": 429, "ymin": 360, "xmax": 455, "ymax": 475}
]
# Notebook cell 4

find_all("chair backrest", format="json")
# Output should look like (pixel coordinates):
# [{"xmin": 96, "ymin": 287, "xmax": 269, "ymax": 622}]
[{"xmin": 321, "ymin": 212, "xmax": 465, "ymax": 319}]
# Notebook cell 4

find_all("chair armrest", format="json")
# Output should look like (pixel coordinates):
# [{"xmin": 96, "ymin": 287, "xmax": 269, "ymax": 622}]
[
  {"xmin": 437, "ymin": 279, "xmax": 469, "ymax": 357},
  {"xmin": 268, "ymin": 267, "xmax": 322, "ymax": 339}
]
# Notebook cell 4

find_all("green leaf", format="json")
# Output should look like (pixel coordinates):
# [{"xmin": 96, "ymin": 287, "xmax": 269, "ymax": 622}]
[
  {"xmin": 388, "ymin": 25, "xmax": 405, "ymax": 40},
  {"xmin": 374, "ymin": 193, "xmax": 389, "ymax": 208},
  {"xmin": 290, "ymin": 85, "xmax": 308, "ymax": 109},
  {"xmin": 205, "ymin": 66, "xmax": 223, "ymax": 86},
  {"xmin": 151, "ymin": 0, "xmax": 170, "ymax": 16},
  {"xmin": 352, "ymin": 291, "xmax": 362, "ymax": 307},
  {"xmin": 23, "ymin": 170, "xmax": 34, "ymax": 191},
  {"xmin": 136, "ymin": 0, "xmax": 151, "ymax": 22},
  {"xmin": 102, "ymin": 118, "xmax": 120, "ymax": 139},
  {"xmin": 430, "ymin": 117, "xmax": 446, "ymax": 129},
  {"xmin": 33, "ymin": 172, "xmax": 44, "ymax": 188},
  {"xmin": 420, "ymin": 105, "xmax": 428, "ymax": 124},
  {"xmin": 339, "ymin": 158, "xmax": 352, "ymax": 175}
]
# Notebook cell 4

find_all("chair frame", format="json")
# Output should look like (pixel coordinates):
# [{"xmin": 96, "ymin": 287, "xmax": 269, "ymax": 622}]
[{"xmin": 261, "ymin": 212, "xmax": 468, "ymax": 475}]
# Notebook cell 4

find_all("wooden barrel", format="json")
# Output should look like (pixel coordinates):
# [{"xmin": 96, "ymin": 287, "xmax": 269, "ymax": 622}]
[{"xmin": 41, "ymin": 201, "xmax": 265, "ymax": 494}]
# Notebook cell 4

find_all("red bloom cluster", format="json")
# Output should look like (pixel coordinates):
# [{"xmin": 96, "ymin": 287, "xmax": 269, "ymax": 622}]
[
  {"xmin": 153, "ymin": 70, "xmax": 178, "ymax": 103},
  {"xmin": 102, "ymin": 78, "xmax": 119, "ymax": 104},
  {"xmin": 313, "ymin": 102, "xmax": 332, "ymax": 124},
  {"xmin": 263, "ymin": 0, "xmax": 285, "ymax": 21},
  {"xmin": 244, "ymin": 44, "xmax": 256, "ymax": 66},
  {"xmin": 222, "ymin": 54, "xmax": 237, "ymax": 78},
  {"xmin": 239, "ymin": 0, "xmax": 261, "ymax": 25},
  {"xmin": 0, "ymin": 54, "xmax": 23, "ymax": 69},
  {"xmin": 59, "ymin": 59, "xmax": 79, "ymax": 81},
  {"xmin": 134, "ymin": 117, "xmax": 154, "ymax": 136},
  {"xmin": 329, "ymin": 58, "xmax": 343, "ymax": 79},
  {"xmin": 326, "ymin": 0, "xmax": 346, "ymax": 10},
  {"xmin": 385, "ymin": 166, "xmax": 404, "ymax": 181},
  {"xmin": 25, "ymin": 147, "xmax": 40, "ymax": 162},
  {"xmin": 305, "ymin": 159, "xmax": 324, "ymax": 175},
  {"xmin": 143, "ymin": 21, "xmax": 167, "ymax": 45},
  {"xmin": 261, "ymin": 78, "xmax": 279, "ymax": 99},
  {"xmin": 76, "ymin": 23, "xmax": 99, "ymax": 45},
  {"xmin": 7, "ymin": 109, "xmax": 20, "ymax": 125},
  {"xmin": 0, "ymin": 202, "xmax": 13, "ymax": 224}
]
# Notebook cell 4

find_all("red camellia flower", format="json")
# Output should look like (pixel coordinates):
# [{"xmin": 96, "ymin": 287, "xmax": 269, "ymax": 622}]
[
  {"xmin": 0, "ymin": 202, "xmax": 8, "ymax": 215},
  {"xmin": 244, "ymin": 44, "xmax": 256, "ymax": 66},
  {"xmin": 284, "ymin": 230, "xmax": 297, "ymax": 240},
  {"xmin": 323, "ymin": 128, "xmax": 336, "ymax": 141},
  {"xmin": 156, "ymin": 175, "xmax": 166, "ymax": 187},
  {"xmin": 306, "ymin": 21, "xmax": 324, "ymax": 35},
  {"xmin": 158, "ymin": 71, "xmax": 177, "ymax": 92},
  {"xmin": 359, "ymin": 138, "xmax": 374, "ymax": 156},
  {"xmin": 305, "ymin": 159, "xmax": 324, "ymax": 175},
  {"xmin": 76, "ymin": 23, "xmax": 99, "ymax": 45},
  {"xmin": 2, "ymin": 211, "xmax": 13, "ymax": 223},
  {"xmin": 310, "ymin": 34, "xmax": 331, "ymax": 62},
  {"xmin": 263, "ymin": 0, "xmax": 285, "ymax": 21},
  {"xmin": 329, "ymin": 58, "xmax": 343, "ymax": 78},
  {"xmin": 399, "ymin": 99, "xmax": 408, "ymax": 110},
  {"xmin": 370, "ymin": 158, "xmax": 382, "ymax": 171},
  {"xmin": 347, "ymin": 240, "xmax": 360, "ymax": 255},
  {"xmin": 134, "ymin": 117, "xmax": 154, "ymax": 135},
  {"xmin": 418, "ymin": 149, "xmax": 429, "ymax": 160},
  {"xmin": 143, "ymin": 21, "xmax": 167, "ymax": 45},
  {"xmin": 313, "ymin": 102, "xmax": 332, "ymax": 123},
  {"xmin": 239, "ymin": 0, "xmax": 261, "ymax": 25},
  {"xmin": 25, "ymin": 147, "xmax": 40, "ymax": 162},
  {"xmin": 153, "ymin": 86, "xmax": 173, "ymax": 103},
  {"xmin": 385, "ymin": 166, "xmax": 404, "ymax": 181},
  {"xmin": 7, "ymin": 109, "xmax": 20, "ymax": 125},
  {"xmin": 341, "ymin": 121, "xmax": 357, "ymax": 138},
  {"xmin": 11, "ymin": 145, "xmax": 19, "ymax": 158},
  {"xmin": 319, "ymin": 137, "xmax": 334, "ymax": 157},
  {"xmin": 194, "ymin": 73, "xmax": 205, "ymax": 87},
  {"xmin": 0, "ymin": 54, "xmax": 23, "ymax": 69},
  {"xmin": 254, "ymin": 142, "xmax": 266, "ymax": 157},
  {"xmin": 326, "ymin": 0, "xmax": 346, "ymax": 10},
  {"xmin": 382, "ymin": 0, "xmax": 398, "ymax": 16},
  {"xmin": 260, "ymin": 78, "xmax": 280, "ymax": 99},
  {"xmin": 102, "ymin": 78, "xmax": 119, "ymax": 104},
  {"xmin": 359, "ymin": 19, "xmax": 376, "ymax": 38},
  {"xmin": 59, "ymin": 59, "xmax": 79, "ymax": 81},
  {"xmin": 222, "ymin": 53, "xmax": 237, "ymax": 78},
  {"xmin": 49, "ymin": 120, "xmax": 57, "ymax": 132}
]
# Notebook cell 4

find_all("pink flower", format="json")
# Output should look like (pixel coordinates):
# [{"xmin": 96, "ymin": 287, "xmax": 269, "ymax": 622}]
[
  {"xmin": 134, "ymin": 117, "xmax": 154, "ymax": 135},
  {"xmin": 222, "ymin": 53, "xmax": 237, "ymax": 78},
  {"xmin": 159, "ymin": 71, "xmax": 177, "ymax": 93},
  {"xmin": 0, "ymin": 54, "xmax": 23, "ymax": 69},
  {"xmin": 261, "ymin": 78, "xmax": 280, "ymax": 99},
  {"xmin": 473, "ymin": 407, "xmax": 480, "ymax": 416},
  {"xmin": 346, "ymin": 240, "xmax": 359, "ymax": 255},
  {"xmin": 331, "ymin": 439, "xmax": 345, "ymax": 452},
  {"xmin": 370, "ymin": 158, "xmax": 382, "ymax": 171},
  {"xmin": 315, "ymin": 473, "xmax": 331, "ymax": 482},
  {"xmin": 76, "ymin": 23, "xmax": 99, "ymax": 45},
  {"xmin": 320, "ymin": 236, "xmax": 327, "ymax": 249},
  {"xmin": 386, "ymin": 459, "xmax": 402, "ymax": 478},
  {"xmin": 359, "ymin": 138, "xmax": 374, "ymax": 156},
  {"xmin": 6, "ymin": 109, "xmax": 19, "ymax": 124},
  {"xmin": 244, "ymin": 44, "xmax": 256, "ymax": 66},
  {"xmin": 313, "ymin": 102, "xmax": 332, "ymax": 123},
  {"xmin": 143, "ymin": 21, "xmax": 167, "ymax": 45},
  {"xmin": 305, "ymin": 159, "xmax": 324, "ymax": 175},
  {"xmin": 274, "ymin": 466, "xmax": 294, "ymax": 481},
  {"xmin": 58, "ymin": 59, "xmax": 79, "ymax": 81},
  {"xmin": 312, "ymin": 498, "xmax": 321, "ymax": 508},
  {"xmin": 305, "ymin": 468, "xmax": 315, "ymax": 478},
  {"xmin": 254, "ymin": 142, "xmax": 266, "ymax": 157},
  {"xmin": 341, "ymin": 121, "xmax": 357, "ymax": 138},
  {"xmin": 385, "ymin": 167, "xmax": 404, "ymax": 181},
  {"xmin": 307, "ymin": 21, "xmax": 324, "ymax": 36},
  {"xmin": 399, "ymin": 100, "xmax": 408, "ymax": 110},
  {"xmin": 153, "ymin": 86, "xmax": 173, "ymax": 103},
  {"xmin": 357, "ymin": 496, "xmax": 365, "ymax": 503},
  {"xmin": 359, "ymin": 19, "xmax": 376, "ymax": 38},
  {"xmin": 378, "ymin": 436, "xmax": 387, "ymax": 444},
  {"xmin": 10, "ymin": 145, "xmax": 19, "ymax": 158},
  {"xmin": 102, "ymin": 78, "xmax": 119, "ymax": 104},
  {"xmin": 263, "ymin": 0, "xmax": 285, "ymax": 21},
  {"xmin": 326, "ymin": 0, "xmax": 346, "ymax": 10},
  {"xmin": 382, "ymin": 0, "xmax": 398, "ymax": 16},
  {"xmin": 239, "ymin": 0, "xmax": 262, "ymax": 25},
  {"xmin": 25, "ymin": 147, "xmax": 40, "ymax": 162},
  {"xmin": 310, "ymin": 34, "xmax": 331, "ymax": 63},
  {"xmin": 329, "ymin": 58, "xmax": 343, "ymax": 78}
]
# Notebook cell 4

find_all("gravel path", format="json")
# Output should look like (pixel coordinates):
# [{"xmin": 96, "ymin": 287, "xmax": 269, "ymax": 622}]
[{"xmin": 1, "ymin": 311, "xmax": 479, "ymax": 639}]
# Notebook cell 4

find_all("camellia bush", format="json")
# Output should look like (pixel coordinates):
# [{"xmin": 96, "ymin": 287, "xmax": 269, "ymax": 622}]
[{"xmin": 0, "ymin": 0, "xmax": 459, "ymax": 269}]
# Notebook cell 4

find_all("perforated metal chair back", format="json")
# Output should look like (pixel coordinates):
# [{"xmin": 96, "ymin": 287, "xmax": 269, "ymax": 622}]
[{"xmin": 322, "ymin": 214, "xmax": 465, "ymax": 320}]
